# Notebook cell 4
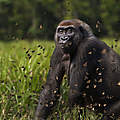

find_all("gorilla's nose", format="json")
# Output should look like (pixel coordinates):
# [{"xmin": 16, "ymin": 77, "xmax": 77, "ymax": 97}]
[{"xmin": 60, "ymin": 36, "xmax": 69, "ymax": 41}]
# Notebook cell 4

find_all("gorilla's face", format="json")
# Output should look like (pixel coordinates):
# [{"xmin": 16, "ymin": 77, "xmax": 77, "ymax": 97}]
[
  {"xmin": 55, "ymin": 20, "xmax": 84, "ymax": 53},
  {"xmin": 56, "ymin": 25, "xmax": 75, "ymax": 49}
]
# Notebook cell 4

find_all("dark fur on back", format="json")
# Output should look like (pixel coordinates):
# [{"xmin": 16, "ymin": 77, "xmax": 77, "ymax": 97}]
[{"xmin": 35, "ymin": 19, "xmax": 120, "ymax": 120}]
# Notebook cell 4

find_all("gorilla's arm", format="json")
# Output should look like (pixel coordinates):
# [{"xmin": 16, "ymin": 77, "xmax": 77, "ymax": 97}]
[{"xmin": 35, "ymin": 47, "xmax": 65, "ymax": 120}]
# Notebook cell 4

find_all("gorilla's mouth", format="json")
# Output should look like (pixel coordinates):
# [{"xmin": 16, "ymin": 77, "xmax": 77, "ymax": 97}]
[{"xmin": 60, "ymin": 41, "xmax": 72, "ymax": 49}]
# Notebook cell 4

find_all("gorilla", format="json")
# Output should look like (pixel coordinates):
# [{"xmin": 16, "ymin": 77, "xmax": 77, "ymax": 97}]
[{"xmin": 35, "ymin": 19, "xmax": 120, "ymax": 120}]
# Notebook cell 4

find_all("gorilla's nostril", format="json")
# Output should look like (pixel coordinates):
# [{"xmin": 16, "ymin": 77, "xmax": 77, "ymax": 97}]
[{"xmin": 61, "ymin": 36, "xmax": 69, "ymax": 41}]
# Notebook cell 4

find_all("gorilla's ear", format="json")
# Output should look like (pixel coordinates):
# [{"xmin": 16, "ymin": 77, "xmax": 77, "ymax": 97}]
[{"xmin": 79, "ymin": 26, "xmax": 88, "ymax": 38}]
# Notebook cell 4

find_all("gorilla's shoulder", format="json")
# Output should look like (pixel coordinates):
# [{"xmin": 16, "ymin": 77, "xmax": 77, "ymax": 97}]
[{"xmin": 84, "ymin": 37, "xmax": 111, "ymax": 52}]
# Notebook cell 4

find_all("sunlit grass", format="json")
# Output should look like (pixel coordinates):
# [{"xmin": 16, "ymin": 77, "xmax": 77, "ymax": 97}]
[
  {"xmin": 0, "ymin": 40, "xmax": 54, "ymax": 120},
  {"xmin": 0, "ymin": 38, "xmax": 120, "ymax": 120}
]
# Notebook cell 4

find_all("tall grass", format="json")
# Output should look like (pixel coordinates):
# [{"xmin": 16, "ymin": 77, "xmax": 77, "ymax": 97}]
[
  {"xmin": 0, "ymin": 40, "xmax": 54, "ymax": 120},
  {"xmin": 0, "ymin": 39, "xmax": 120, "ymax": 120}
]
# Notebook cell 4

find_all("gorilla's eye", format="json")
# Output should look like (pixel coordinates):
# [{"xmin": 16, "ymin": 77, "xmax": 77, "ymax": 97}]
[
  {"xmin": 58, "ymin": 29, "xmax": 64, "ymax": 34},
  {"xmin": 67, "ymin": 28, "xmax": 74, "ymax": 34}
]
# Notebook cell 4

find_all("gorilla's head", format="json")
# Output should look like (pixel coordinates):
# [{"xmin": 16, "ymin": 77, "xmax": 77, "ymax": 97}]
[{"xmin": 55, "ymin": 19, "xmax": 93, "ymax": 53}]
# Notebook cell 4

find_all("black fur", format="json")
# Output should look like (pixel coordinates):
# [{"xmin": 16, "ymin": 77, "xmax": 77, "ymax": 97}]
[{"xmin": 35, "ymin": 19, "xmax": 120, "ymax": 120}]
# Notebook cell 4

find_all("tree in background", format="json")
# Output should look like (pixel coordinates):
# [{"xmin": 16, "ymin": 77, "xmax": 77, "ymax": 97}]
[{"xmin": 0, "ymin": 0, "xmax": 120, "ymax": 41}]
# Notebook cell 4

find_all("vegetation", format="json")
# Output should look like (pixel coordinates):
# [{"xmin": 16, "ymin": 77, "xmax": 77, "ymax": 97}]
[
  {"xmin": 0, "ymin": 39, "xmax": 120, "ymax": 120},
  {"xmin": 0, "ymin": 0, "xmax": 120, "ymax": 119},
  {"xmin": 0, "ymin": 0, "xmax": 120, "ymax": 40},
  {"xmin": 0, "ymin": 40, "xmax": 54, "ymax": 119}
]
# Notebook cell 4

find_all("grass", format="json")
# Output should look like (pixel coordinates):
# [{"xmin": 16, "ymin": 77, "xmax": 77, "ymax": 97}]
[
  {"xmin": 0, "ymin": 38, "xmax": 120, "ymax": 120},
  {"xmin": 0, "ymin": 40, "xmax": 54, "ymax": 120}
]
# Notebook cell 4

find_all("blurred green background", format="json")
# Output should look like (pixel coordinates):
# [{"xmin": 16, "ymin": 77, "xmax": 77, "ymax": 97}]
[{"xmin": 0, "ymin": 0, "xmax": 120, "ymax": 41}]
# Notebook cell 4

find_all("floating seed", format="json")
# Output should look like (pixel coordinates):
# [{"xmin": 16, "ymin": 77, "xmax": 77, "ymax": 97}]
[
  {"xmin": 111, "ymin": 45, "xmax": 113, "ymax": 48},
  {"xmin": 50, "ymin": 101, "xmax": 54, "ymax": 105},
  {"xmin": 112, "ymin": 113, "xmax": 115, "ymax": 116},
  {"xmin": 74, "ymin": 84, "xmax": 78, "ymax": 87},
  {"xmin": 88, "ymin": 51, "xmax": 92, "ymax": 55},
  {"xmin": 43, "ymin": 48, "xmax": 45, "ymax": 51},
  {"xmin": 24, "ymin": 75, "xmax": 27, "ymax": 78},
  {"xmin": 98, "ymin": 78, "xmax": 102, "ymax": 83},
  {"xmin": 37, "ymin": 45, "xmax": 41, "ymax": 48},
  {"xmin": 83, "ymin": 62, "xmax": 88, "ymax": 67},
  {"xmin": 96, "ymin": 68, "xmax": 99, "ymax": 71},
  {"xmin": 37, "ymin": 53, "xmax": 41, "ymax": 55},
  {"xmin": 29, "ymin": 56, "xmax": 32, "ymax": 59},
  {"xmin": 40, "ymin": 25, "xmax": 43, "ymax": 29},
  {"xmin": 103, "ymin": 104, "xmax": 107, "ymax": 107},
  {"xmin": 86, "ymin": 72, "xmax": 89, "ymax": 75},
  {"xmin": 40, "ymin": 102, "xmax": 43, "ymax": 105},
  {"xmin": 44, "ymin": 55, "xmax": 48, "ymax": 57},
  {"xmin": 57, "ymin": 94, "xmax": 60, "ymax": 97},
  {"xmin": 18, "ymin": 96, "xmax": 22, "ymax": 98},
  {"xmin": 98, "ymin": 59, "xmax": 102, "ymax": 62},
  {"xmin": 55, "ymin": 76, "xmax": 59, "ymax": 80},
  {"xmin": 86, "ymin": 80, "xmax": 91, "ymax": 84},
  {"xmin": 98, "ymin": 73, "xmax": 102, "ymax": 75},
  {"xmin": 54, "ymin": 91, "xmax": 57, "ymax": 94},
  {"xmin": 27, "ymin": 53, "xmax": 30, "ymax": 56},
  {"xmin": 102, "ymin": 67, "xmax": 104, "ymax": 70},
  {"xmin": 90, "ymin": 96, "xmax": 94, "ymax": 102},
  {"xmin": 62, "ymin": 101, "xmax": 64, "ymax": 104},
  {"xmin": 84, "ymin": 76, "xmax": 88, "ymax": 80},
  {"xmin": 115, "ymin": 39, "xmax": 118, "ymax": 42},
  {"xmin": 26, "ymin": 48, "xmax": 31, "ymax": 54},
  {"xmin": 98, "ymin": 104, "xmax": 101, "ymax": 107},
  {"xmin": 117, "ymin": 82, "xmax": 120, "ymax": 86},
  {"xmin": 86, "ymin": 85, "xmax": 89, "ymax": 89},
  {"xmin": 102, "ymin": 92, "xmax": 105, "ymax": 95},
  {"xmin": 93, "ymin": 84, "xmax": 97, "ymax": 88},
  {"xmin": 21, "ymin": 66, "xmax": 25, "ymax": 71},
  {"xmin": 68, "ymin": 42, "xmax": 72, "ymax": 46},
  {"xmin": 45, "ymin": 104, "xmax": 48, "ymax": 107},
  {"xmin": 93, "ymin": 48, "xmax": 96, "ymax": 51},
  {"xmin": 55, "ymin": 112, "xmax": 58, "ymax": 115},
  {"xmin": 82, "ymin": 93, "xmax": 86, "ymax": 96},
  {"xmin": 101, "ymin": 49, "xmax": 107, "ymax": 54},
  {"xmin": 42, "ymin": 86, "xmax": 44, "ymax": 89},
  {"xmin": 32, "ymin": 50, "xmax": 35, "ymax": 53}
]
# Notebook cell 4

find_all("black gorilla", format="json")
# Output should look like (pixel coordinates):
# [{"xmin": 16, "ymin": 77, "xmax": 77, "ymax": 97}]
[{"xmin": 35, "ymin": 19, "xmax": 120, "ymax": 120}]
